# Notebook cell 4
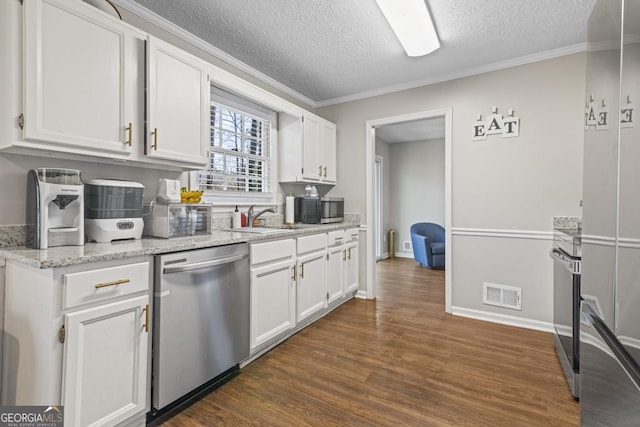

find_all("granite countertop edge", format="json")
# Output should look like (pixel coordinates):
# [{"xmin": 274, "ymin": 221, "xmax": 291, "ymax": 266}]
[{"xmin": 0, "ymin": 222, "xmax": 361, "ymax": 269}]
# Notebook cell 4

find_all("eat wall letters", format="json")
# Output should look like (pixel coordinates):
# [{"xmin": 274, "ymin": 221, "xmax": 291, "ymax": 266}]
[{"xmin": 472, "ymin": 106, "xmax": 520, "ymax": 141}]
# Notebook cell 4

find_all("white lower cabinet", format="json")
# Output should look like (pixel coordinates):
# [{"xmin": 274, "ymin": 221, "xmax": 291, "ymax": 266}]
[
  {"xmin": 249, "ymin": 228, "xmax": 359, "ymax": 356},
  {"xmin": 2, "ymin": 257, "xmax": 151, "ymax": 427},
  {"xmin": 344, "ymin": 241, "xmax": 359, "ymax": 293},
  {"xmin": 344, "ymin": 228, "xmax": 360, "ymax": 294},
  {"xmin": 296, "ymin": 234, "xmax": 327, "ymax": 323},
  {"xmin": 250, "ymin": 239, "xmax": 296, "ymax": 351},
  {"xmin": 326, "ymin": 230, "xmax": 345, "ymax": 303},
  {"xmin": 63, "ymin": 295, "xmax": 149, "ymax": 427}
]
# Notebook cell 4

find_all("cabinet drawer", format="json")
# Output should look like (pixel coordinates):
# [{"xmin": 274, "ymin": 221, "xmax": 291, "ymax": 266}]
[
  {"xmin": 63, "ymin": 262, "xmax": 150, "ymax": 310},
  {"xmin": 327, "ymin": 230, "xmax": 345, "ymax": 247},
  {"xmin": 251, "ymin": 239, "xmax": 295, "ymax": 265},
  {"xmin": 345, "ymin": 228, "xmax": 360, "ymax": 243},
  {"xmin": 297, "ymin": 233, "xmax": 326, "ymax": 255}
]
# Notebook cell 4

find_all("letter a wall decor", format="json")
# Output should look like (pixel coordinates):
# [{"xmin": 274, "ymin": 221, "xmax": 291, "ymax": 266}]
[{"xmin": 472, "ymin": 106, "xmax": 520, "ymax": 141}]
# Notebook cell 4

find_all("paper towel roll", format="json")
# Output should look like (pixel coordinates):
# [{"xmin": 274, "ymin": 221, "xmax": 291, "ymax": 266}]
[{"xmin": 285, "ymin": 195, "xmax": 295, "ymax": 224}]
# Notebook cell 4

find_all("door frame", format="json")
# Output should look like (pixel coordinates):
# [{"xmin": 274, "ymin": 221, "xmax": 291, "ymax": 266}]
[
  {"xmin": 364, "ymin": 108, "xmax": 453, "ymax": 313},
  {"xmin": 375, "ymin": 155, "xmax": 383, "ymax": 260}
]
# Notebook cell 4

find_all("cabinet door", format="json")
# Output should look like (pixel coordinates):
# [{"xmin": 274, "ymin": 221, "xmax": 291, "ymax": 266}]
[
  {"xmin": 344, "ymin": 242, "xmax": 359, "ymax": 293},
  {"xmin": 321, "ymin": 120, "xmax": 337, "ymax": 183},
  {"xmin": 327, "ymin": 245, "xmax": 344, "ymax": 303},
  {"xmin": 23, "ymin": 0, "xmax": 139, "ymax": 155},
  {"xmin": 146, "ymin": 36, "xmax": 209, "ymax": 166},
  {"xmin": 251, "ymin": 260, "xmax": 296, "ymax": 350},
  {"xmin": 62, "ymin": 295, "xmax": 149, "ymax": 427},
  {"xmin": 297, "ymin": 251, "xmax": 327, "ymax": 322},
  {"xmin": 301, "ymin": 114, "xmax": 322, "ymax": 181}
]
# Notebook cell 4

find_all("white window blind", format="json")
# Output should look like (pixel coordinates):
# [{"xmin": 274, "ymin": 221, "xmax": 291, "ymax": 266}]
[{"xmin": 198, "ymin": 101, "xmax": 272, "ymax": 194}]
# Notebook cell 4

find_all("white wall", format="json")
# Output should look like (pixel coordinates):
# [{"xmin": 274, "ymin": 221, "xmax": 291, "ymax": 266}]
[
  {"xmin": 389, "ymin": 139, "xmax": 445, "ymax": 257},
  {"xmin": 318, "ymin": 53, "xmax": 586, "ymax": 326}
]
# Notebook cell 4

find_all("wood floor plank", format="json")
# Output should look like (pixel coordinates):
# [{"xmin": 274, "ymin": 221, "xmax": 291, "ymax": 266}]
[{"xmin": 160, "ymin": 258, "xmax": 578, "ymax": 426}]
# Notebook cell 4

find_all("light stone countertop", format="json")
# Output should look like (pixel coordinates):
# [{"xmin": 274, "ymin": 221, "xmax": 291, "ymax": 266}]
[{"xmin": 0, "ymin": 222, "xmax": 360, "ymax": 269}]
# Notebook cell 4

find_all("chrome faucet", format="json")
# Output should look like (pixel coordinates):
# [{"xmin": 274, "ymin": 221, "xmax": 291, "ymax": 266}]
[{"xmin": 247, "ymin": 205, "xmax": 276, "ymax": 227}]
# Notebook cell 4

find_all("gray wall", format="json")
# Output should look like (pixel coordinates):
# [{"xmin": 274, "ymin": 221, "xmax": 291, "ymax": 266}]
[
  {"xmin": 318, "ymin": 53, "xmax": 586, "ymax": 325},
  {"xmin": 389, "ymin": 139, "xmax": 445, "ymax": 258}
]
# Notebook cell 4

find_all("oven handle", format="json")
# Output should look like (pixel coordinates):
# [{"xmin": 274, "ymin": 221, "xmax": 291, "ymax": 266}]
[{"xmin": 550, "ymin": 247, "xmax": 581, "ymax": 275}]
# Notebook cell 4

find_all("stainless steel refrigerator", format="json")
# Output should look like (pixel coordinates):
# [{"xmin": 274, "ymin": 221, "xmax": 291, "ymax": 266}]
[{"xmin": 580, "ymin": 0, "xmax": 640, "ymax": 424}]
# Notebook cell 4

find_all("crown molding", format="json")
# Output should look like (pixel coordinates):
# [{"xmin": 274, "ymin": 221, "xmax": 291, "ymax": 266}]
[
  {"xmin": 316, "ymin": 43, "xmax": 588, "ymax": 107},
  {"xmin": 112, "ymin": 0, "xmax": 317, "ymax": 109}
]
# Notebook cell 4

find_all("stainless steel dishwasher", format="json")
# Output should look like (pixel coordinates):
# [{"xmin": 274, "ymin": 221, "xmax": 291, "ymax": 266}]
[{"xmin": 152, "ymin": 243, "xmax": 250, "ymax": 415}]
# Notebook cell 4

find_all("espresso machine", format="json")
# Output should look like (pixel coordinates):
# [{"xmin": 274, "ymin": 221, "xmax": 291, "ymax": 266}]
[{"xmin": 26, "ymin": 168, "xmax": 84, "ymax": 249}]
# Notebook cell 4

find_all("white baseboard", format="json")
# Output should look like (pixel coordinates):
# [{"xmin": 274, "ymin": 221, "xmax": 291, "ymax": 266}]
[
  {"xmin": 392, "ymin": 252, "xmax": 414, "ymax": 259},
  {"xmin": 451, "ymin": 306, "xmax": 553, "ymax": 333},
  {"xmin": 355, "ymin": 289, "xmax": 368, "ymax": 299}
]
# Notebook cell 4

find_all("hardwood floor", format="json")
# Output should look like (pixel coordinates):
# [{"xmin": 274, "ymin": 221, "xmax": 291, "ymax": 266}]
[{"xmin": 161, "ymin": 258, "xmax": 578, "ymax": 426}]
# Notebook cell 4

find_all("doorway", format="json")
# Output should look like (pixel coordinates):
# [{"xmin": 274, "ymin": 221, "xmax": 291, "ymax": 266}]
[{"xmin": 364, "ymin": 109, "xmax": 452, "ymax": 313}]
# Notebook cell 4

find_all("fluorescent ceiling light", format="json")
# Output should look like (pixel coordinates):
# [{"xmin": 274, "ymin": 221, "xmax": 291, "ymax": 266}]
[{"xmin": 375, "ymin": 0, "xmax": 440, "ymax": 57}]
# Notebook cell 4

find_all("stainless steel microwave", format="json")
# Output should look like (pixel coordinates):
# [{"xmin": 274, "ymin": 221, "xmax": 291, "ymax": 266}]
[{"xmin": 294, "ymin": 197, "xmax": 344, "ymax": 224}]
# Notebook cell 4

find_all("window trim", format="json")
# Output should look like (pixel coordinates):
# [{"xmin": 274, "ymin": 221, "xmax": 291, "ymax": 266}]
[{"xmin": 198, "ymin": 87, "xmax": 278, "ymax": 206}]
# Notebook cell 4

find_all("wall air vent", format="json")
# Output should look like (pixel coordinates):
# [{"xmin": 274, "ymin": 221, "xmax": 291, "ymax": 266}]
[{"xmin": 483, "ymin": 282, "xmax": 522, "ymax": 310}]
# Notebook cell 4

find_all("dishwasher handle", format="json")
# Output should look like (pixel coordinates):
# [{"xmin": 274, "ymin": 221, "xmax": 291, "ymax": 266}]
[{"xmin": 163, "ymin": 253, "xmax": 248, "ymax": 274}]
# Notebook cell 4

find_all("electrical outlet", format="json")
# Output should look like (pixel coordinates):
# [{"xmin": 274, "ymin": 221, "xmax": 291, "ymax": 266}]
[{"xmin": 403, "ymin": 241, "xmax": 412, "ymax": 251}]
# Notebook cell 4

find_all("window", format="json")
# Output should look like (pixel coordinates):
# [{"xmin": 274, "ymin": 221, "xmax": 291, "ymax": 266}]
[{"xmin": 197, "ymin": 88, "xmax": 276, "ymax": 203}]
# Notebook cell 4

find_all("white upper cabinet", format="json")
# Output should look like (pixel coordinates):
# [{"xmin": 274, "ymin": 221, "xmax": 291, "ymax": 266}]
[
  {"xmin": 279, "ymin": 112, "xmax": 338, "ymax": 184},
  {"xmin": 321, "ymin": 120, "xmax": 337, "ymax": 184},
  {"xmin": 146, "ymin": 36, "xmax": 210, "ymax": 167},
  {"xmin": 23, "ymin": 0, "xmax": 143, "ymax": 156}
]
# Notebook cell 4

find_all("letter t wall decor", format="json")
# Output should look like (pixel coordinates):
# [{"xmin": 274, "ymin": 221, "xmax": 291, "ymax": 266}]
[{"xmin": 472, "ymin": 106, "xmax": 520, "ymax": 141}]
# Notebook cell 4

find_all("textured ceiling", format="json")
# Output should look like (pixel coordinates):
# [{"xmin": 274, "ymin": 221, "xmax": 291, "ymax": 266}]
[
  {"xmin": 122, "ymin": 0, "xmax": 597, "ymax": 105},
  {"xmin": 376, "ymin": 117, "xmax": 445, "ymax": 144}
]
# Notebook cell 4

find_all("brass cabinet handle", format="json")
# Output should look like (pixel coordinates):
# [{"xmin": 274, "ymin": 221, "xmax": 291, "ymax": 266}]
[
  {"xmin": 126, "ymin": 122, "xmax": 132, "ymax": 146},
  {"xmin": 94, "ymin": 278, "xmax": 130, "ymax": 289},
  {"xmin": 291, "ymin": 265, "xmax": 296, "ymax": 281},
  {"xmin": 348, "ymin": 248, "xmax": 352, "ymax": 260},
  {"xmin": 343, "ymin": 249, "xmax": 347, "ymax": 261},
  {"xmin": 318, "ymin": 165, "xmax": 323, "ymax": 176},
  {"xmin": 323, "ymin": 166, "xmax": 327, "ymax": 177},
  {"xmin": 151, "ymin": 128, "xmax": 158, "ymax": 150},
  {"xmin": 299, "ymin": 263, "xmax": 304, "ymax": 279},
  {"xmin": 142, "ymin": 304, "xmax": 149, "ymax": 333}
]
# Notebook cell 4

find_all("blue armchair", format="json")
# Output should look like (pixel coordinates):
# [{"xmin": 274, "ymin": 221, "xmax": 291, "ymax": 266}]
[{"xmin": 410, "ymin": 223, "xmax": 445, "ymax": 269}]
